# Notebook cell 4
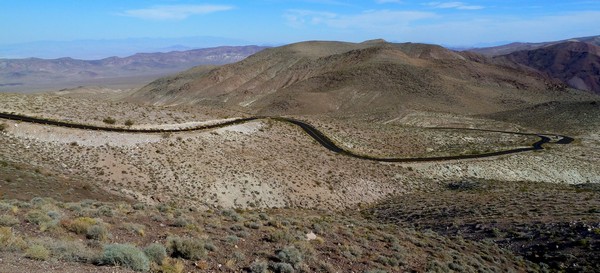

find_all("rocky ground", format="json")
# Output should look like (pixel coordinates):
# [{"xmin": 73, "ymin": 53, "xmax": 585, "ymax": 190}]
[{"xmin": 1, "ymin": 92, "xmax": 599, "ymax": 272}]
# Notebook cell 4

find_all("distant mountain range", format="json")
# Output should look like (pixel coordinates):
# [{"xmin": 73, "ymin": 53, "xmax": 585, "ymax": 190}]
[
  {"xmin": 468, "ymin": 35, "xmax": 600, "ymax": 56},
  {"xmin": 0, "ymin": 36, "xmax": 257, "ymax": 59},
  {"xmin": 469, "ymin": 35, "xmax": 600, "ymax": 94},
  {"xmin": 0, "ymin": 46, "xmax": 267, "ymax": 93}
]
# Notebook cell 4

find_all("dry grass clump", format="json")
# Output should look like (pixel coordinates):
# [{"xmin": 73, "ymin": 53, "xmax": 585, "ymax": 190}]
[{"xmin": 0, "ymin": 196, "xmax": 541, "ymax": 273}]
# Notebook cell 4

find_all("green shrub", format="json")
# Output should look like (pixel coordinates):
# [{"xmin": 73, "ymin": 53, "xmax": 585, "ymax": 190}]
[
  {"xmin": 62, "ymin": 217, "xmax": 97, "ymax": 234},
  {"xmin": 172, "ymin": 217, "xmax": 189, "ymax": 227},
  {"xmin": 124, "ymin": 120, "xmax": 134, "ymax": 126},
  {"xmin": 0, "ymin": 123, "xmax": 7, "ymax": 132},
  {"xmin": 103, "ymin": 117, "xmax": 117, "ymax": 124},
  {"xmin": 0, "ymin": 227, "xmax": 26, "ymax": 251},
  {"xmin": 167, "ymin": 236, "xmax": 206, "ymax": 260},
  {"xmin": 123, "ymin": 223, "xmax": 146, "ymax": 237},
  {"xmin": 277, "ymin": 246, "xmax": 303, "ymax": 268},
  {"xmin": 144, "ymin": 243, "xmax": 167, "ymax": 265},
  {"xmin": 100, "ymin": 244, "xmax": 150, "ymax": 272},
  {"xmin": 272, "ymin": 262, "xmax": 294, "ymax": 273},
  {"xmin": 250, "ymin": 259, "xmax": 269, "ymax": 273},
  {"xmin": 87, "ymin": 224, "xmax": 110, "ymax": 241},
  {"xmin": 25, "ymin": 244, "xmax": 50, "ymax": 260},
  {"xmin": 98, "ymin": 205, "xmax": 114, "ymax": 217},
  {"xmin": 0, "ymin": 215, "xmax": 20, "ymax": 226},
  {"xmin": 43, "ymin": 239, "xmax": 97, "ymax": 263},
  {"xmin": 25, "ymin": 210, "xmax": 52, "ymax": 225}
]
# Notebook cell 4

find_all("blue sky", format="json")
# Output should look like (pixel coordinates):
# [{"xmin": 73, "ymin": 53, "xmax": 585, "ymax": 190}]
[{"xmin": 2, "ymin": 0, "xmax": 600, "ymax": 47}]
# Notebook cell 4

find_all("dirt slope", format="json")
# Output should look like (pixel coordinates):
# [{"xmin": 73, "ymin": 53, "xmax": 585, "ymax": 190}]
[
  {"xmin": 130, "ymin": 40, "xmax": 588, "ymax": 116},
  {"xmin": 496, "ymin": 41, "xmax": 600, "ymax": 94}
]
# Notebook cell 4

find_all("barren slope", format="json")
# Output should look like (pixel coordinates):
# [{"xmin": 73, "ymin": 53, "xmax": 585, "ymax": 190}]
[
  {"xmin": 130, "ymin": 40, "xmax": 590, "ymax": 116},
  {"xmin": 496, "ymin": 41, "xmax": 600, "ymax": 94}
]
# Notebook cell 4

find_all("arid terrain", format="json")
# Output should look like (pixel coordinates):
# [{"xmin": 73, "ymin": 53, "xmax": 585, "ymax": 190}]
[
  {"xmin": 1, "ymin": 39, "xmax": 600, "ymax": 272},
  {"xmin": 0, "ymin": 46, "xmax": 266, "ymax": 93}
]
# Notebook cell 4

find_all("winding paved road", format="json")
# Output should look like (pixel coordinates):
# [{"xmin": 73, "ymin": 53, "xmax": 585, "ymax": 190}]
[{"xmin": 0, "ymin": 112, "xmax": 573, "ymax": 162}]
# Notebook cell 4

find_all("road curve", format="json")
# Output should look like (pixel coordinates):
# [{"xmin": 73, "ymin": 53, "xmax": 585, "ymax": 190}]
[{"xmin": 0, "ymin": 112, "xmax": 573, "ymax": 163}]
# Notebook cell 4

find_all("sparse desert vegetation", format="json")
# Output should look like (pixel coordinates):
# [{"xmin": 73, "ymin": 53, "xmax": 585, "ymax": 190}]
[
  {"xmin": 0, "ymin": 36, "xmax": 599, "ymax": 273},
  {"xmin": 0, "ymin": 196, "xmax": 542, "ymax": 272}
]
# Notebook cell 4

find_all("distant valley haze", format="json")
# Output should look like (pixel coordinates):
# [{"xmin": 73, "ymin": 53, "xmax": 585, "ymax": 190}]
[{"xmin": 1, "ymin": 0, "xmax": 600, "ymax": 59}]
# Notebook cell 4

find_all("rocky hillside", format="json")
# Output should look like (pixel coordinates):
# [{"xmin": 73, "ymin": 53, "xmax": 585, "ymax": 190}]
[
  {"xmin": 469, "ymin": 35, "xmax": 600, "ymax": 57},
  {"xmin": 130, "ymin": 39, "xmax": 587, "ymax": 116},
  {"xmin": 496, "ymin": 41, "xmax": 600, "ymax": 94}
]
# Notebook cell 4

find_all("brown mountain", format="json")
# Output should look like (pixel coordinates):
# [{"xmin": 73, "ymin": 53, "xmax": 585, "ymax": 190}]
[
  {"xmin": 0, "ymin": 45, "xmax": 267, "ymax": 92},
  {"xmin": 469, "ymin": 35, "xmax": 600, "ymax": 57},
  {"xmin": 130, "ymin": 39, "xmax": 588, "ymax": 116},
  {"xmin": 496, "ymin": 41, "xmax": 600, "ymax": 94}
]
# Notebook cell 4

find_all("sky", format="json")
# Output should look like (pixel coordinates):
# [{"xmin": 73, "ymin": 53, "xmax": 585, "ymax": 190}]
[{"xmin": 1, "ymin": 0, "xmax": 600, "ymax": 51}]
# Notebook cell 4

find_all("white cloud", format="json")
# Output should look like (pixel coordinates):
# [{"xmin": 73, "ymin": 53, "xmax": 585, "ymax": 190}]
[
  {"xmin": 284, "ymin": 9, "xmax": 435, "ymax": 30},
  {"xmin": 121, "ymin": 5, "xmax": 234, "ymax": 20},
  {"xmin": 375, "ymin": 0, "xmax": 403, "ymax": 3},
  {"xmin": 427, "ymin": 2, "xmax": 484, "ymax": 10}
]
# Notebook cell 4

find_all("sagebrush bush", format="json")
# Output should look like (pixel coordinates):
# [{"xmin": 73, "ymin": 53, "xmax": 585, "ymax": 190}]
[
  {"xmin": 43, "ymin": 239, "xmax": 98, "ymax": 263},
  {"xmin": 277, "ymin": 246, "xmax": 303, "ymax": 268},
  {"xmin": 144, "ymin": 243, "xmax": 167, "ymax": 265},
  {"xmin": 0, "ymin": 227, "xmax": 26, "ymax": 251},
  {"xmin": 25, "ymin": 244, "xmax": 50, "ymax": 260},
  {"xmin": 62, "ymin": 217, "xmax": 97, "ymax": 234},
  {"xmin": 87, "ymin": 224, "xmax": 110, "ymax": 241},
  {"xmin": 272, "ymin": 262, "xmax": 294, "ymax": 273},
  {"xmin": 25, "ymin": 210, "xmax": 52, "ymax": 225},
  {"xmin": 167, "ymin": 236, "xmax": 207, "ymax": 260},
  {"xmin": 100, "ymin": 244, "xmax": 150, "ymax": 272},
  {"xmin": 0, "ymin": 215, "xmax": 20, "ymax": 226},
  {"xmin": 250, "ymin": 259, "xmax": 269, "ymax": 273},
  {"xmin": 103, "ymin": 117, "xmax": 117, "ymax": 124}
]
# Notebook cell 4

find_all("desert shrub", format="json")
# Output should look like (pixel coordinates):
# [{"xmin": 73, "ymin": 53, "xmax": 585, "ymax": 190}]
[
  {"xmin": 0, "ymin": 202, "xmax": 14, "ymax": 213},
  {"xmin": 25, "ymin": 244, "xmax": 50, "ymax": 261},
  {"xmin": 25, "ymin": 210, "xmax": 52, "ymax": 225},
  {"xmin": 250, "ymin": 259, "xmax": 269, "ymax": 273},
  {"xmin": 47, "ymin": 210, "xmax": 61, "ymax": 220},
  {"xmin": 0, "ymin": 215, "xmax": 20, "ymax": 226},
  {"xmin": 159, "ymin": 258, "xmax": 185, "ymax": 273},
  {"xmin": 0, "ymin": 122, "xmax": 7, "ymax": 132},
  {"xmin": 272, "ymin": 262, "xmax": 294, "ymax": 273},
  {"xmin": 167, "ymin": 236, "xmax": 207, "ymax": 260},
  {"xmin": 375, "ymin": 255, "xmax": 399, "ymax": 267},
  {"xmin": 0, "ymin": 227, "xmax": 26, "ymax": 251},
  {"xmin": 172, "ymin": 217, "xmax": 189, "ymax": 227},
  {"xmin": 277, "ymin": 246, "xmax": 303, "ymax": 268},
  {"xmin": 124, "ymin": 119, "xmax": 134, "ymax": 126},
  {"xmin": 62, "ymin": 217, "xmax": 97, "ymax": 234},
  {"xmin": 103, "ymin": 117, "xmax": 117, "ymax": 124},
  {"xmin": 132, "ymin": 203, "xmax": 146, "ymax": 210},
  {"xmin": 244, "ymin": 221, "xmax": 261, "ymax": 229},
  {"xmin": 43, "ymin": 239, "xmax": 97, "ymax": 263},
  {"xmin": 100, "ymin": 244, "xmax": 150, "ymax": 272},
  {"xmin": 123, "ymin": 223, "xmax": 146, "ymax": 237},
  {"xmin": 87, "ymin": 224, "xmax": 110, "ymax": 241},
  {"xmin": 267, "ymin": 229, "xmax": 294, "ymax": 243},
  {"xmin": 226, "ymin": 235, "xmax": 240, "ymax": 244},
  {"xmin": 365, "ymin": 270, "xmax": 387, "ymax": 273},
  {"xmin": 222, "ymin": 209, "xmax": 242, "ymax": 221},
  {"xmin": 144, "ymin": 243, "xmax": 167, "ymax": 265},
  {"xmin": 98, "ymin": 205, "xmax": 114, "ymax": 217}
]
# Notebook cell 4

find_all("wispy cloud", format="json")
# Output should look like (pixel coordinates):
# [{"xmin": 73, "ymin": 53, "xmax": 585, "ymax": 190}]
[
  {"xmin": 120, "ymin": 5, "xmax": 234, "ymax": 20},
  {"xmin": 375, "ymin": 0, "xmax": 403, "ymax": 3},
  {"xmin": 284, "ymin": 9, "xmax": 435, "ymax": 30},
  {"xmin": 427, "ymin": 2, "xmax": 484, "ymax": 10}
]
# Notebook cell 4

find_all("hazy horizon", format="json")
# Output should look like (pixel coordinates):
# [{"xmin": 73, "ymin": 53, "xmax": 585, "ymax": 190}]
[{"xmin": 1, "ymin": 0, "xmax": 600, "ymax": 58}]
